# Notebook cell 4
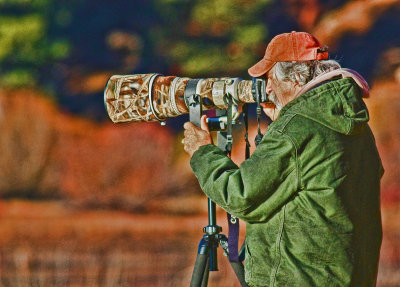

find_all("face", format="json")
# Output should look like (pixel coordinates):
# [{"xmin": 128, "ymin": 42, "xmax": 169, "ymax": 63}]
[
  {"xmin": 265, "ymin": 68, "xmax": 298, "ymax": 109},
  {"xmin": 261, "ymin": 66, "xmax": 302, "ymax": 121}
]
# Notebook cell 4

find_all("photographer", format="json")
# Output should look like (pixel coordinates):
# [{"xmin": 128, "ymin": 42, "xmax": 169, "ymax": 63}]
[{"xmin": 183, "ymin": 31, "xmax": 383, "ymax": 287}]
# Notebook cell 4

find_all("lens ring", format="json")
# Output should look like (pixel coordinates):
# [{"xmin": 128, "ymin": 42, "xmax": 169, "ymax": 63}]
[{"xmin": 148, "ymin": 73, "xmax": 165, "ymax": 122}]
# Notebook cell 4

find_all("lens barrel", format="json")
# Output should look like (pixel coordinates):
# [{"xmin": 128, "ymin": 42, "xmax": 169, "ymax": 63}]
[{"xmin": 104, "ymin": 74, "xmax": 255, "ymax": 123}]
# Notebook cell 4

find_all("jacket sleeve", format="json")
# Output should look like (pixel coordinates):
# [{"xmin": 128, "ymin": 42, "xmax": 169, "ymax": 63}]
[{"xmin": 190, "ymin": 129, "xmax": 299, "ymax": 223}]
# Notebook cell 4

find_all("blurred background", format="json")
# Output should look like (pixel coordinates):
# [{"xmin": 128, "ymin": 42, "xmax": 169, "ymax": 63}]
[{"xmin": 0, "ymin": 0, "xmax": 399, "ymax": 286}]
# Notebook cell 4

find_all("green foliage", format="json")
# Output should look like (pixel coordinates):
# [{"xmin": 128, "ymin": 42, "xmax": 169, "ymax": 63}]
[
  {"xmin": 0, "ymin": 0, "xmax": 74, "ymax": 88},
  {"xmin": 191, "ymin": 0, "xmax": 270, "ymax": 32},
  {"xmin": 49, "ymin": 40, "xmax": 70, "ymax": 59},
  {"xmin": 0, "ymin": 0, "xmax": 49, "ymax": 9},
  {"xmin": 0, "ymin": 69, "xmax": 36, "ymax": 87},
  {"xmin": 0, "ymin": 0, "xmax": 34, "ymax": 5},
  {"xmin": 0, "ymin": 0, "xmax": 275, "ymax": 89},
  {"xmin": 154, "ymin": 0, "xmax": 272, "ymax": 77},
  {"xmin": 0, "ymin": 15, "xmax": 45, "ymax": 62},
  {"xmin": 233, "ymin": 24, "xmax": 267, "ymax": 48}
]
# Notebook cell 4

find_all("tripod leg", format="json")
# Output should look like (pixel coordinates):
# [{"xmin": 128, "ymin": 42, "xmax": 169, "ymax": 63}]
[
  {"xmin": 201, "ymin": 259, "xmax": 209, "ymax": 287},
  {"xmin": 190, "ymin": 253, "xmax": 208, "ymax": 287},
  {"xmin": 191, "ymin": 237, "xmax": 209, "ymax": 287},
  {"xmin": 238, "ymin": 239, "xmax": 246, "ymax": 262},
  {"xmin": 229, "ymin": 261, "xmax": 248, "ymax": 287},
  {"xmin": 219, "ymin": 235, "xmax": 248, "ymax": 287}
]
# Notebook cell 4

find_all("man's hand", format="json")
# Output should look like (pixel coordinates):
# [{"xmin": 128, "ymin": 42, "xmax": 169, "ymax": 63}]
[
  {"xmin": 261, "ymin": 102, "xmax": 279, "ymax": 121},
  {"xmin": 183, "ymin": 115, "xmax": 213, "ymax": 157}
]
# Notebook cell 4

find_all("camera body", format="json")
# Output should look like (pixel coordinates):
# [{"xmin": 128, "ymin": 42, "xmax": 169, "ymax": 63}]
[{"xmin": 252, "ymin": 78, "xmax": 267, "ymax": 103}]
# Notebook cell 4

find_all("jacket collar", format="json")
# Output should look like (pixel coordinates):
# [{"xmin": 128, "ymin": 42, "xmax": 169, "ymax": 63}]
[{"xmin": 295, "ymin": 68, "xmax": 370, "ymax": 99}]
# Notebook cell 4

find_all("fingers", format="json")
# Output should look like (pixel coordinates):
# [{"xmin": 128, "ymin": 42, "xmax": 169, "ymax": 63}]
[
  {"xmin": 183, "ymin": 122, "xmax": 197, "ymax": 141},
  {"xmin": 185, "ymin": 118, "xmax": 210, "ymax": 134},
  {"xmin": 200, "ymin": 115, "xmax": 210, "ymax": 133},
  {"xmin": 184, "ymin": 128, "xmax": 193, "ymax": 139},
  {"xmin": 183, "ymin": 144, "xmax": 192, "ymax": 156},
  {"xmin": 183, "ymin": 121, "xmax": 195, "ymax": 130},
  {"xmin": 182, "ymin": 117, "xmax": 213, "ymax": 156}
]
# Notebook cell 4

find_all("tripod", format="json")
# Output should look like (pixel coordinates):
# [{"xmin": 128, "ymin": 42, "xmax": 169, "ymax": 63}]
[
  {"xmin": 189, "ymin": 175, "xmax": 248, "ymax": 287},
  {"xmin": 184, "ymin": 85, "xmax": 248, "ymax": 287},
  {"xmin": 189, "ymin": 198, "xmax": 247, "ymax": 287}
]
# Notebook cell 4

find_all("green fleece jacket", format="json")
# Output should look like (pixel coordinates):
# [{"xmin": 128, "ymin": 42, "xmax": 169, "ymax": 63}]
[{"xmin": 190, "ymin": 77, "xmax": 383, "ymax": 287}]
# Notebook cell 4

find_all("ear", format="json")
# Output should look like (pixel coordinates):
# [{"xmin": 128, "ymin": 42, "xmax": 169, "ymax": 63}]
[{"xmin": 294, "ymin": 73, "xmax": 301, "ymax": 86}]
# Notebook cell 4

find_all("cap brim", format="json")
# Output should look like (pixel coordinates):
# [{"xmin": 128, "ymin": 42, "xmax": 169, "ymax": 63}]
[{"xmin": 248, "ymin": 58, "xmax": 275, "ymax": 78}]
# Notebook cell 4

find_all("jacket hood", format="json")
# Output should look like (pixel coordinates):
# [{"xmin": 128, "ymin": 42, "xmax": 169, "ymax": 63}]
[{"xmin": 280, "ymin": 69, "xmax": 370, "ymax": 135}]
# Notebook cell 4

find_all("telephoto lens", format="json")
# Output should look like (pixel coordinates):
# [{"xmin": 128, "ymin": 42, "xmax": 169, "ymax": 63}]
[{"xmin": 104, "ymin": 74, "xmax": 257, "ymax": 123}]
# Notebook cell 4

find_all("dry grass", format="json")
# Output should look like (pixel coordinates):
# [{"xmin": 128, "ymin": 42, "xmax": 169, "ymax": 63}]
[
  {"xmin": 0, "ymin": 247, "xmax": 247, "ymax": 287},
  {"xmin": 0, "ymin": 200, "xmax": 246, "ymax": 287},
  {"xmin": 0, "ymin": 246, "xmax": 190, "ymax": 287},
  {"xmin": 0, "ymin": 200, "xmax": 398, "ymax": 286}
]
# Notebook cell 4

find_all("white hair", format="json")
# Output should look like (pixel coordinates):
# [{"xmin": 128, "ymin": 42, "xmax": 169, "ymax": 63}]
[{"xmin": 272, "ymin": 60, "xmax": 341, "ymax": 86}]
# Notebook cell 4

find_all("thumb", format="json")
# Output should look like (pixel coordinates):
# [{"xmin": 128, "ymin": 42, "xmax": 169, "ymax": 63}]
[{"xmin": 200, "ymin": 115, "xmax": 210, "ymax": 133}]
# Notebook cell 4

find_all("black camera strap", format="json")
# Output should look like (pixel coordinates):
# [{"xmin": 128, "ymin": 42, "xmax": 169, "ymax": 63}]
[
  {"xmin": 226, "ymin": 99, "xmax": 251, "ymax": 265},
  {"xmin": 225, "ymin": 96, "xmax": 240, "ymax": 262},
  {"xmin": 226, "ymin": 96, "xmax": 233, "ymax": 156},
  {"xmin": 228, "ymin": 103, "xmax": 250, "ymax": 264},
  {"xmin": 255, "ymin": 99, "xmax": 264, "ymax": 147},
  {"xmin": 243, "ymin": 103, "xmax": 251, "ymax": 159}
]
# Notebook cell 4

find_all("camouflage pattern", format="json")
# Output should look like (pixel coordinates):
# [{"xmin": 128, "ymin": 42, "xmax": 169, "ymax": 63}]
[{"xmin": 104, "ymin": 74, "xmax": 255, "ymax": 123}]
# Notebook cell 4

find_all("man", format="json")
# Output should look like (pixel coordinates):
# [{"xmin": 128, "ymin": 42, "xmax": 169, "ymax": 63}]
[{"xmin": 183, "ymin": 31, "xmax": 383, "ymax": 287}]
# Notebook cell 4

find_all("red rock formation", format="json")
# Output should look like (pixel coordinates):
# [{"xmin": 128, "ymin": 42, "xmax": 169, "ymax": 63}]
[
  {"xmin": 313, "ymin": 0, "xmax": 399, "ymax": 47},
  {"xmin": 0, "ymin": 89, "xmax": 183, "ymax": 211},
  {"xmin": 366, "ymin": 79, "xmax": 400, "ymax": 205},
  {"xmin": 283, "ymin": 0, "xmax": 322, "ymax": 30}
]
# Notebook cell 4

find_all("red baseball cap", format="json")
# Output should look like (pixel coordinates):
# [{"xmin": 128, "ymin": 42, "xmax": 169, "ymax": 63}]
[{"xmin": 248, "ymin": 31, "xmax": 329, "ymax": 77}]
